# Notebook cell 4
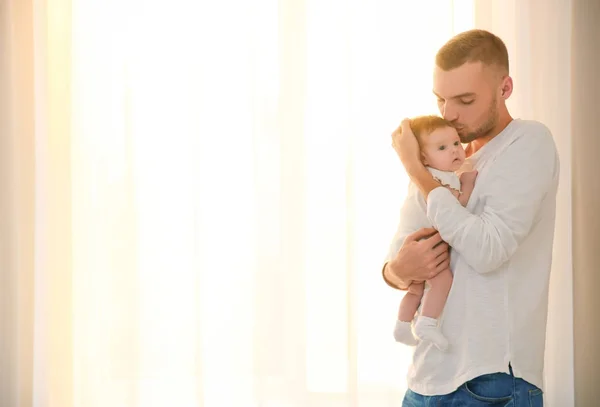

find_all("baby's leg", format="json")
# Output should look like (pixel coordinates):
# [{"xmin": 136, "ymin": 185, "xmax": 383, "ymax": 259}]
[
  {"xmin": 414, "ymin": 269, "xmax": 453, "ymax": 351},
  {"xmin": 393, "ymin": 282, "xmax": 424, "ymax": 346},
  {"xmin": 398, "ymin": 282, "xmax": 424, "ymax": 322},
  {"xmin": 420, "ymin": 268, "xmax": 453, "ymax": 319}
]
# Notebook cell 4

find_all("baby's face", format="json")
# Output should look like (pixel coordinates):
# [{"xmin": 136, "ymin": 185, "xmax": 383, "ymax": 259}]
[{"xmin": 421, "ymin": 126, "xmax": 466, "ymax": 172}]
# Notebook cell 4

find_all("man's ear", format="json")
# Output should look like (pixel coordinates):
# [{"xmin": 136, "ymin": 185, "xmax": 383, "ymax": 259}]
[{"xmin": 500, "ymin": 75, "xmax": 514, "ymax": 99}]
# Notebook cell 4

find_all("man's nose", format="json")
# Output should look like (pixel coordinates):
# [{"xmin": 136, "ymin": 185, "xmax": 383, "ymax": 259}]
[{"xmin": 441, "ymin": 104, "xmax": 458, "ymax": 122}]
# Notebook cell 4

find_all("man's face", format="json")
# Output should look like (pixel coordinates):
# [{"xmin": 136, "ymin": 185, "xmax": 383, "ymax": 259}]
[{"xmin": 433, "ymin": 61, "xmax": 499, "ymax": 143}]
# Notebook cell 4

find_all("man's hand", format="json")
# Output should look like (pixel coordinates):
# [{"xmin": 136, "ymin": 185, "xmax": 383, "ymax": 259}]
[
  {"xmin": 391, "ymin": 119, "xmax": 441, "ymax": 199},
  {"xmin": 385, "ymin": 227, "xmax": 450, "ymax": 288},
  {"xmin": 391, "ymin": 119, "xmax": 423, "ymax": 173}
]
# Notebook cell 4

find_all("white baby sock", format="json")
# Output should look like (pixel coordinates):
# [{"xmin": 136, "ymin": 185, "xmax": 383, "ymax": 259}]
[
  {"xmin": 393, "ymin": 320, "xmax": 419, "ymax": 346},
  {"xmin": 414, "ymin": 316, "xmax": 449, "ymax": 351}
]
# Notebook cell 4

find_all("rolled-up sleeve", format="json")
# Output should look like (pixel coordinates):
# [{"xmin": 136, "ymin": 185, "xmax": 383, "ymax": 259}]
[{"xmin": 426, "ymin": 130, "xmax": 559, "ymax": 274}]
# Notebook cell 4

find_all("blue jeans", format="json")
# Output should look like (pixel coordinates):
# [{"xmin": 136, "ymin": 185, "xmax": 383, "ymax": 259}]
[{"xmin": 402, "ymin": 366, "xmax": 543, "ymax": 406}]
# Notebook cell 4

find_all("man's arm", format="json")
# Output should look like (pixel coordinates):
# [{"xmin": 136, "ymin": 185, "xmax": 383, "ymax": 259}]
[
  {"xmin": 381, "ymin": 181, "xmax": 448, "ymax": 289},
  {"xmin": 382, "ymin": 261, "xmax": 410, "ymax": 290},
  {"xmin": 391, "ymin": 118, "xmax": 442, "ymax": 199},
  {"xmin": 418, "ymin": 130, "xmax": 559, "ymax": 274},
  {"xmin": 405, "ymin": 164, "xmax": 441, "ymax": 199},
  {"xmin": 382, "ymin": 228, "xmax": 450, "ymax": 289}
]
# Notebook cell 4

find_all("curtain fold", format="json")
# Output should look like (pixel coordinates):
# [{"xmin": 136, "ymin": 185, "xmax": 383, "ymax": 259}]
[
  {"xmin": 32, "ymin": 0, "xmax": 74, "ymax": 405},
  {"xmin": 1, "ymin": 0, "xmax": 36, "ymax": 406}
]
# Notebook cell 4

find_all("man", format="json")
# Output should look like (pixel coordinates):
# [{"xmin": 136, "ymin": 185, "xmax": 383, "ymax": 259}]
[{"xmin": 383, "ymin": 29, "xmax": 559, "ymax": 406}]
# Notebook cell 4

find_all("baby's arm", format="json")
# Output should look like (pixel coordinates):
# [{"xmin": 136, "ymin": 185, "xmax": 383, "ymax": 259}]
[
  {"xmin": 446, "ymin": 172, "xmax": 476, "ymax": 206},
  {"xmin": 457, "ymin": 170, "xmax": 478, "ymax": 206},
  {"xmin": 432, "ymin": 171, "xmax": 477, "ymax": 207}
]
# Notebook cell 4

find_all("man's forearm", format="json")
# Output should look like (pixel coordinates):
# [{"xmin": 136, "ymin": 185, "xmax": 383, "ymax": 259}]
[
  {"xmin": 382, "ymin": 261, "xmax": 410, "ymax": 290},
  {"xmin": 406, "ymin": 163, "xmax": 441, "ymax": 199}
]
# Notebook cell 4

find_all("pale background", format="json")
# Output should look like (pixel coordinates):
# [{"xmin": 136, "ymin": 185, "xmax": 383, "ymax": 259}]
[{"xmin": 0, "ymin": 0, "xmax": 597, "ymax": 406}]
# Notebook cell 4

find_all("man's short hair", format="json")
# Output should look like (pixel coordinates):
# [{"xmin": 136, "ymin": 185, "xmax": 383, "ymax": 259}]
[{"xmin": 436, "ymin": 29, "xmax": 509, "ymax": 74}]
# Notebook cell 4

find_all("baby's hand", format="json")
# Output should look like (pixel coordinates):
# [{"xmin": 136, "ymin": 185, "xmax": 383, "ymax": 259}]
[
  {"xmin": 460, "ymin": 170, "xmax": 478, "ymax": 188},
  {"xmin": 457, "ymin": 170, "xmax": 478, "ymax": 207}
]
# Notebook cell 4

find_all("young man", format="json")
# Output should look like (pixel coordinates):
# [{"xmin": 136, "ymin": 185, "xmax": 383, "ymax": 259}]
[{"xmin": 383, "ymin": 29, "xmax": 559, "ymax": 406}]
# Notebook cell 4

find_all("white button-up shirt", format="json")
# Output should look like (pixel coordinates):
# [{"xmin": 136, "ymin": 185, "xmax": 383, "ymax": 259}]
[{"xmin": 385, "ymin": 119, "xmax": 560, "ymax": 396}]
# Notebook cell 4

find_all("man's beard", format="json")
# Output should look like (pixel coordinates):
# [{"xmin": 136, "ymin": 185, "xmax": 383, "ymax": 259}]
[{"xmin": 457, "ymin": 97, "xmax": 498, "ymax": 143}]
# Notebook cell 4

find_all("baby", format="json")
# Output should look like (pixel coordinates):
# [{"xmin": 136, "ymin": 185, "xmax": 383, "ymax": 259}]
[{"xmin": 390, "ymin": 115, "xmax": 477, "ymax": 351}]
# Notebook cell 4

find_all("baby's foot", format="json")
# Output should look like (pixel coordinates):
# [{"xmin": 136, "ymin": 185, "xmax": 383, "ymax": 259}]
[
  {"xmin": 414, "ymin": 316, "xmax": 448, "ymax": 351},
  {"xmin": 393, "ymin": 320, "xmax": 419, "ymax": 346}
]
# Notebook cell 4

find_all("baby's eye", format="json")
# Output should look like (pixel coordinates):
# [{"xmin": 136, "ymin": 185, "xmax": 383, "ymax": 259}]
[
  {"xmin": 439, "ymin": 145, "xmax": 446, "ymax": 151},
  {"xmin": 454, "ymin": 141, "xmax": 460, "ymax": 146}
]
